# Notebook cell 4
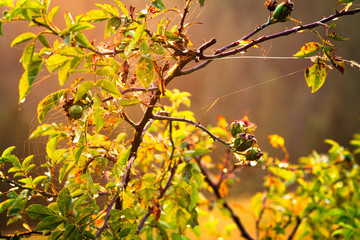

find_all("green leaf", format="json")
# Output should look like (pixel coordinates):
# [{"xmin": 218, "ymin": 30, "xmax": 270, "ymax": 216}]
[
  {"xmin": 136, "ymin": 57, "xmax": 155, "ymax": 89},
  {"xmin": 0, "ymin": 20, "xmax": 3, "ymax": 36},
  {"xmin": 96, "ymin": 79, "xmax": 122, "ymax": 96},
  {"xmin": 83, "ymin": 9, "xmax": 111, "ymax": 22},
  {"xmin": 26, "ymin": 204, "xmax": 57, "ymax": 219},
  {"xmin": 0, "ymin": 199, "xmax": 14, "ymax": 213},
  {"xmin": 37, "ymin": 34, "xmax": 50, "ymax": 48},
  {"xmin": 48, "ymin": 6, "xmax": 59, "ymax": 21},
  {"xmin": 46, "ymin": 55, "xmax": 70, "ymax": 73},
  {"xmin": 105, "ymin": 17, "xmax": 122, "ymax": 38},
  {"xmin": 69, "ymin": 22, "xmax": 94, "ymax": 33},
  {"xmin": 1, "ymin": 146, "xmax": 16, "ymax": 158},
  {"xmin": 305, "ymin": 57, "xmax": 327, "ymax": 93},
  {"xmin": 19, "ymin": 53, "xmax": 44, "ymax": 103},
  {"xmin": 58, "ymin": 56, "xmax": 84, "ymax": 85},
  {"xmin": 35, "ymin": 215, "xmax": 65, "ymax": 231},
  {"xmin": 135, "ymin": 21, "xmax": 146, "ymax": 42},
  {"xmin": 11, "ymin": 32, "xmax": 36, "ymax": 47},
  {"xmin": 95, "ymin": 3, "xmax": 119, "ymax": 17},
  {"xmin": 57, "ymin": 188, "xmax": 71, "ymax": 217},
  {"xmin": 293, "ymin": 42, "xmax": 322, "ymax": 58},
  {"xmin": 74, "ymin": 32, "xmax": 93, "ymax": 48},
  {"xmin": 94, "ymin": 94, "xmax": 105, "ymax": 132},
  {"xmin": 74, "ymin": 81, "xmax": 95, "ymax": 103},
  {"xmin": 151, "ymin": 0, "xmax": 166, "ymax": 10},
  {"xmin": 21, "ymin": 42, "xmax": 35, "ymax": 67},
  {"xmin": 37, "ymin": 89, "xmax": 68, "ymax": 123},
  {"xmin": 21, "ymin": 155, "xmax": 33, "ymax": 169},
  {"xmin": 114, "ymin": 0, "xmax": 129, "ymax": 18},
  {"xmin": 46, "ymin": 137, "xmax": 58, "ymax": 160},
  {"xmin": 32, "ymin": 175, "xmax": 48, "ymax": 187},
  {"xmin": 328, "ymin": 32, "xmax": 350, "ymax": 41},
  {"xmin": 0, "ymin": 0, "xmax": 14, "ymax": 7}
]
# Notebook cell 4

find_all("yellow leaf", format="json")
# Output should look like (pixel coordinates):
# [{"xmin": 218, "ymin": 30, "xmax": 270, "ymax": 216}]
[{"xmin": 268, "ymin": 134, "xmax": 285, "ymax": 148}]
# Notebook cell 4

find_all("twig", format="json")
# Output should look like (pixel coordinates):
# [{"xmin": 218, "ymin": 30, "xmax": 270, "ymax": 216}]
[
  {"xmin": 194, "ymin": 156, "xmax": 254, "ymax": 240},
  {"xmin": 181, "ymin": 7, "xmax": 360, "ymax": 75},
  {"xmin": 256, "ymin": 190, "xmax": 269, "ymax": 240},
  {"xmin": 95, "ymin": 192, "xmax": 119, "ymax": 238},
  {"xmin": 0, "ymin": 176, "xmax": 57, "ymax": 198},
  {"xmin": 201, "ymin": 8, "xmax": 360, "ymax": 60},
  {"xmin": 101, "ymin": 87, "xmax": 159, "ymax": 103},
  {"xmin": 288, "ymin": 204, "xmax": 317, "ymax": 240},
  {"xmin": 152, "ymin": 115, "xmax": 228, "ymax": 146},
  {"xmin": 178, "ymin": 0, "xmax": 191, "ymax": 35},
  {"xmin": 137, "ymin": 159, "xmax": 179, "ymax": 233},
  {"xmin": 121, "ymin": 110, "xmax": 137, "ymax": 128},
  {"xmin": 0, "ymin": 231, "xmax": 49, "ymax": 239}
]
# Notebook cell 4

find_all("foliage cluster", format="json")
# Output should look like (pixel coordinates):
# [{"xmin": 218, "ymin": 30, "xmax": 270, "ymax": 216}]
[{"xmin": 0, "ymin": 0, "xmax": 359, "ymax": 239}]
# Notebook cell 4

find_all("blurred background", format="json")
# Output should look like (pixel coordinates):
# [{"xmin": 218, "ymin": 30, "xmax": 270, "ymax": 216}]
[{"xmin": 0, "ymin": 0, "xmax": 359, "ymax": 238}]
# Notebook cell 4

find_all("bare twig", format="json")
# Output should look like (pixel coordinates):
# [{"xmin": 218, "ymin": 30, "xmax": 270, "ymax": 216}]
[
  {"xmin": 178, "ymin": 0, "xmax": 191, "ymax": 34},
  {"xmin": 152, "ymin": 115, "xmax": 228, "ymax": 146}
]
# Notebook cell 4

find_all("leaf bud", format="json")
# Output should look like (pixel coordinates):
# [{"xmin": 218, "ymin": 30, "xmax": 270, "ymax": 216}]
[
  {"xmin": 264, "ymin": 0, "xmax": 278, "ymax": 11},
  {"xmin": 233, "ymin": 134, "xmax": 256, "ymax": 152}
]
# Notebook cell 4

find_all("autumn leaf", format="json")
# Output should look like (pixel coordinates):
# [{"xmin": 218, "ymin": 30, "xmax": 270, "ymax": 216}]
[
  {"xmin": 305, "ymin": 57, "xmax": 327, "ymax": 93},
  {"xmin": 293, "ymin": 42, "xmax": 322, "ymax": 58}
]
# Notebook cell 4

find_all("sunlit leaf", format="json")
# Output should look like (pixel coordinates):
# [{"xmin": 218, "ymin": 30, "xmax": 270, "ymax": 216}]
[
  {"xmin": 135, "ymin": 21, "xmax": 146, "ymax": 42},
  {"xmin": 46, "ymin": 55, "xmax": 70, "ymax": 73},
  {"xmin": 96, "ymin": 79, "xmax": 122, "ymax": 96},
  {"xmin": 105, "ymin": 17, "xmax": 122, "ymax": 38},
  {"xmin": 268, "ymin": 134, "xmax": 285, "ymax": 148},
  {"xmin": 74, "ymin": 81, "xmax": 95, "ymax": 103},
  {"xmin": 37, "ymin": 89, "xmax": 68, "ymax": 123},
  {"xmin": 74, "ymin": 33, "xmax": 93, "ymax": 49},
  {"xmin": 136, "ymin": 57, "xmax": 155, "ymax": 89},
  {"xmin": 11, "ymin": 32, "xmax": 36, "ymax": 47},
  {"xmin": 37, "ymin": 34, "xmax": 50, "ymax": 48},
  {"xmin": 95, "ymin": 3, "xmax": 119, "ymax": 17},
  {"xmin": 19, "ymin": 53, "xmax": 44, "ymax": 103},
  {"xmin": 69, "ymin": 22, "xmax": 94, "ymax": 33},
  {"xmin": 114, "ymin": 0, "xmax": 129, "ymax": 18},
  {"xmin": 94, "ymin": 94, "xmax": 105, "ymax": 131},
  {"xmin": 293, "ymin": 42, "xmax": 322, "ymax": 58},
  {"xmin": 305, "ymin": 57, "xmax": 326, "ymax": 93},
  {"xmin": 83, "ymin": 9, "xmax": 111, "ymax": 22}
]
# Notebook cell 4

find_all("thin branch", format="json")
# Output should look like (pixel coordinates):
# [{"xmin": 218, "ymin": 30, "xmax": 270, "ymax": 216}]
[
  {"xmin": 194, "ymin": 156, "xmax": 254, "ymax": 240},
  {"xmin": 201, "ymin": 8, "xmax": 360, "ymax": 60},
  {"xmin": 95, "ymin": 192, "xmax": 119, "ymax": 238},
  {"xmin": 0, "ymin": 176, "xmax": 57, "ymax": 198},
  {"xmin": 288, "ymin": 204, "xmax": 317, "ymax": 240},
  {"xmin": 121, "ymin": 110, "xmax": 137, "ymax": 128},
  {"xmin": 256, "ymin": 190, "xmax": 269, "ymax": 240},
  {"xmin": 178, "ymin": 0, "xmax": 191, "ymax": 34},
  {"xmin": 181, "ymin": 7, "xmax": 360, "ymax": 75},
  {"xmin": 137, "ymin": 159, "xmax": 180, "ymax": 234},
  {"xmin": 0, "ymin": 231, "xmax": 49, "ymax": 239},
  {"xmin": 152, "ymin": 115, "xmax": 228, "ymax": 146},
  {"xmin": 101, "ymin": 87, "xmax": 159, "ymax": 103}
]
